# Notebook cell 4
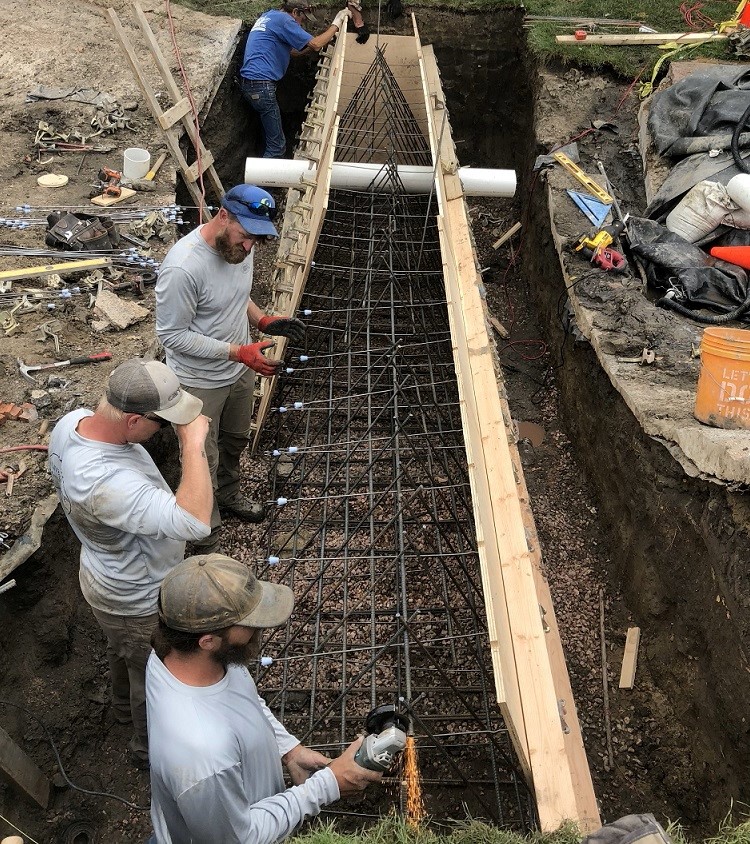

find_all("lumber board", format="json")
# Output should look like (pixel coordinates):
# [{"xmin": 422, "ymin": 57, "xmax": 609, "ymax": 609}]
[
  {"xmin": 90, "ymin": 186, "xmax": 136, "ymax": 207},
  {"xmin": 505, "ymin": 397, "xmax": 600, "ymax": 830},
  {"xmin": 619, "ymin": 627, "xmax": 641, "ymax": 689},
  {"xmin": 419, "ymin": 32, "xmax": 592, "ymax": 831},
  {"xmin": 0, "ymin": 725, "xmax": 49, "ymax": 808},
  {"xmin": 0, "ymin": 258, "xmax": 111, "ymax": 283},
  {"xmin": 132, "ymin": 2, "xmax": 224, "ymax": 199},
  {"xmin": 108, "ymin": 7, "xmax": 213, "ymax": 217},
  {"xmin": 413, "ymin": 30, "xmax": 527, "ymax": 781},
  {"xmin": 556, "ymin": 31, "xmax": 727, "ymax": 45},
  {"xmin": 159, "ymin": 96, "xmax": 193, "ymax": 130}
]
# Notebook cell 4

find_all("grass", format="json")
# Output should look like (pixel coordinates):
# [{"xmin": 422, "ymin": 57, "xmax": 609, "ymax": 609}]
[
  {"xmin": 290, "ymin": 817, "xmax": 583, "ymax": 844},
  {"xmin": 286, "ymin": 812, "xmax": 750, "ymax": 844},
  {"xmin": 522, "ymin": 0, "xmax": 738, "ymax": 77},
  {"xmin": 174, "ymin": 0, "xmax": 740, "ymax": 78}
]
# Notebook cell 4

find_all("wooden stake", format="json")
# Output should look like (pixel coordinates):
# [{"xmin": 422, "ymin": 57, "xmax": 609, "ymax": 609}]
[
  {"xmin": 619, "ymin": 626, "xmax": 641, "ymax": 689},
  {"xmin": 492, "ymin": 221, "xmax": 521, "ymax": 250},
  {"xmin": 0, "ymin": 724, "xmax": 50, "ymax": 808},
  {"xmin": 599, "ymin": 588, "xmax": 614, "ymax": 770}
]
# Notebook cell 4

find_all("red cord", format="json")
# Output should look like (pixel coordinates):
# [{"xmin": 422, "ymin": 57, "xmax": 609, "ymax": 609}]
[{"xmin": 165, "ymin": 0, "xmax": 207, "ymax": 223}]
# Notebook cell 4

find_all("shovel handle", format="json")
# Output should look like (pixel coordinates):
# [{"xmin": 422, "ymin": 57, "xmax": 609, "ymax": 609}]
[{"xmin": 68, "ymin": 351, "xmax": 112, "ymax": 365}]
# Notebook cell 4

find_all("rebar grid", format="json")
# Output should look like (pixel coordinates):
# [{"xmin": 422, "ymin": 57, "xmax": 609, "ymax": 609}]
[{"xmin": 254, "ymin": 48, "xmax": 533, "ymax": 827}]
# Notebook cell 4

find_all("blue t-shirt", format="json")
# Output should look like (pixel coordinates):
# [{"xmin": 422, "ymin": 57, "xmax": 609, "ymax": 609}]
[{"xmin": 240, "ymin": 9, "xmax": 312, "ymax": 81}]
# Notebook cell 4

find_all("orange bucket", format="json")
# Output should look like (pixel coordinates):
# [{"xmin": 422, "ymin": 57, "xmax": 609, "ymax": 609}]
[{"xmin": 695, "ymin": 327, "xmax": 750, "ymax": 429}]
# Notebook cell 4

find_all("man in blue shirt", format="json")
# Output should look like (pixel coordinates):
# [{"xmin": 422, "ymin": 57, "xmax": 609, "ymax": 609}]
[{"xmin": 239, "ymin": 1, "xmax": 357, "ymax": 157}]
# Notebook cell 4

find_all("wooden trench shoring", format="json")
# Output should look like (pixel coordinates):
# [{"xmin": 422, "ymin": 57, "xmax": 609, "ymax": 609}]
[{"xmin": 251, "ymin": 19, "xmax": 601, "ymax": 834}]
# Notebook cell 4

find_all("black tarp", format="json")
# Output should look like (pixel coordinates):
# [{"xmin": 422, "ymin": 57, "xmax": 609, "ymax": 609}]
[
  {"xmin": 646, "ymin": 67, "xmax": 750, "ymax": 220},
  {"xmin": 628, "ymin": 217, "xmax": 750, "ymax": 318}
]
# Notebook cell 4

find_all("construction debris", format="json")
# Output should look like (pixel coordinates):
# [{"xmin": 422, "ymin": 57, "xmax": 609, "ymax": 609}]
[
  {"xmin": 93, "ymin": 288, "xmax": 149, "ymax": 329},
  {"xmin": 0, "ymin": 402, "xmax": 38, "ymax": 426}
]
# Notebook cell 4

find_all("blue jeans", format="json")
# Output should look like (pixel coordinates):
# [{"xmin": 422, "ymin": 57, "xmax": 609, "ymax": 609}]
[{"xmin": 240, "ymin": 78, "xmax": 286, "ymax": 158}]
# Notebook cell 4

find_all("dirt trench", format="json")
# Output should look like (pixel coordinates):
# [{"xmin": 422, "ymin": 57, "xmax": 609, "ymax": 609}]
[{"xmin": 0, "ymin": 8, "xmax": 746, "ymax": 842}]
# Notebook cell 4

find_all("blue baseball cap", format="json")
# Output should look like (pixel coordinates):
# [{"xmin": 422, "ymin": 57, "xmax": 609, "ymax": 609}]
[{"xmin": 221, "ymin": 185, "xmax": 279, "ymax": 238}]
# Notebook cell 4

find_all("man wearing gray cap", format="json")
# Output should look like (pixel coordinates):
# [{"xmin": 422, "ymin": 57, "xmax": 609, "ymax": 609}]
[
  {"xmin": 146, "ymin": 554, "xmax": 381, "ymax": 843},
  {"xmin": 49, "ymin": 358, "xmax": 213, "ymax": 767},
  {"xmin": 156, "ymin": 184, "xmax": 306, "ymax": 552}
]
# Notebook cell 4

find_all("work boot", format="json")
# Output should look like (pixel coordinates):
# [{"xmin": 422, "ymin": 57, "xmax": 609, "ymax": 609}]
[{"xmin": 218, "ymin": 495, "xmax": 266, "ymax": 523}]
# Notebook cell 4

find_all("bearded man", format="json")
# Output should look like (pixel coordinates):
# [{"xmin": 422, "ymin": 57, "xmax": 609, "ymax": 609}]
[
  {"xmin": 146, "ymin": 554, "xmax": 381, "ymax": 843},
  {"xmin": 155, "ymin": 185, "xmax": 305, "ymax": 552}
]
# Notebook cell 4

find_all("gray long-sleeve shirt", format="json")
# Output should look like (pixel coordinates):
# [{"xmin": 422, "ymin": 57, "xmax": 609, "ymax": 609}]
[
  {"xmin": 48, "ymin": 409, "xmax": 211, "ymax": 616},
  {"xmin": 156, "ymin": 226, "xmax": 253, "ymax": 388},
  {"xmin": 147, "ymin": 655, "xmax": 339, "ymax": 844}
]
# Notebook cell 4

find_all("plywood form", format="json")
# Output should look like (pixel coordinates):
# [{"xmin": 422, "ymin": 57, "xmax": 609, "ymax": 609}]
[{"xmin": 336, "ymin": 33, "xmax": 429, "ymax": 154}]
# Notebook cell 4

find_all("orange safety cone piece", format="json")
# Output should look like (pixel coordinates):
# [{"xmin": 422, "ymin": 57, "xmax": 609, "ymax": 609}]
[
  {"xmin": 740, "ymin": 0, "xmax": 750, "ymax": 25},
  {"xmin": 710, "ymin": 245, "xmax": 750, "ymax": 269}
]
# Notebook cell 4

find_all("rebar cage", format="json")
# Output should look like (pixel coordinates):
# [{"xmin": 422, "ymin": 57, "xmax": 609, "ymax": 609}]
[{"xmin": 254, "ymin": 46, "xmax": 534, "ymax": 827}]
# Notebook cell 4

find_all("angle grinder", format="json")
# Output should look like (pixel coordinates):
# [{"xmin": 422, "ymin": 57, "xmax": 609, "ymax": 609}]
[{"xmin": 353, "ymin": 704, "xmax": 409, "ymax": 772}]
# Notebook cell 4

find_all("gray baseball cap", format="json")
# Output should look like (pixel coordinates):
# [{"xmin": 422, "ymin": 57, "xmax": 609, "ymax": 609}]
[
  {"xmin": 159, "ymin": 554, "xmax": 295, "ymax": 633},
  {"xmin": 106, "ymin": 358, "xmax": 203, "ymax": 425}
]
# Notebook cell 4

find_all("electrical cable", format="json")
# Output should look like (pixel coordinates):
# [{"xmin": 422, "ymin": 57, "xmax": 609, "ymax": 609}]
[
  {"xmin": 0, "ymin": 700, "xmax": 149, "ymax": 812},
  {"xmin": 657, "ymin": 288, "xmax": 750, "ymax": 323}
]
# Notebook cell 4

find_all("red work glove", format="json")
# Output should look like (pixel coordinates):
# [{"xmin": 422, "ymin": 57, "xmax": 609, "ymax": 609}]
[
  {"xmin": 257, "ymin": 315, "xmax": 306, "ymax": 346},
  {"xmin": 235, "ymin": 341, "xmax": 283, "ymax": 377}
]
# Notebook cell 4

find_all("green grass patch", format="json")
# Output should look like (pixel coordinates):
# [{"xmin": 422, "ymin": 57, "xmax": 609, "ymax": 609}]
[
  {"xmin": 523, "ymin": 0, "xmax": 736, "ymax": 77},
  {"xmin": 174, "ymin": 0, "xmax": 739, "ymax": 79},
  {"xmin": 287, "ymin": 812, "xmax": 750, "ymax": 844}
]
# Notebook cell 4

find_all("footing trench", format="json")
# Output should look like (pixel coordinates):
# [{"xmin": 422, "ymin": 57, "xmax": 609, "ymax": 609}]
[{"xmin": 247, "ymin": 20, "xmax": 599, "ymax": 832}]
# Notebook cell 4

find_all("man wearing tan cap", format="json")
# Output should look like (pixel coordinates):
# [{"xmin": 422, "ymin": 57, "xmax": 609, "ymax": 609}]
[
  {"xmin": 146, "ymin": 554, "xmax": 381, "ymax": 843},
  {"xmin": 49, "ymin": 358, "xmax": 213, "ymax": 768}
]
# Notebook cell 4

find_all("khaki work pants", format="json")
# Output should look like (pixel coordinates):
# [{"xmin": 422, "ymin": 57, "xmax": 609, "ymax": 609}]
[
  {"xmin": 182, "ymin": 367, "xmax": 257, "ymax": 533},
  {"xmin": 90, "ymin": 607, "xmax": 158, "ymax": 763}
]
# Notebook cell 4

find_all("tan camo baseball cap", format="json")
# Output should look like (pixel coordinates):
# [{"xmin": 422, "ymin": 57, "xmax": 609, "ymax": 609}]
[
  {"xmin": 159, "ymin": 554, "xmax": 295, "ymax": 633},
  {"xmin": 106, "ymin": 358, "xmax": 202, "ymax": 425}
]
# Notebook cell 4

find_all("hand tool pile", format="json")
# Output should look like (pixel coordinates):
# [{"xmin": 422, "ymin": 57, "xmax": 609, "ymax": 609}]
[{"xmin": 551, "ymin": 150, "xmax": 634, "ymax": 275}]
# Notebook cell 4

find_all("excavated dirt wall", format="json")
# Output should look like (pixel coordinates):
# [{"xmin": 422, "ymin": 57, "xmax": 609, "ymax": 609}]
[{"xmin": 524, "ymin": 186, "xmax": 750, "ymax": 820}]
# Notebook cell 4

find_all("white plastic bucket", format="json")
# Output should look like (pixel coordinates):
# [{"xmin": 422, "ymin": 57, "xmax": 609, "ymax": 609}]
[{"xmin": 123, "ymin": 148, "xmax": 151, "ymax": 180}]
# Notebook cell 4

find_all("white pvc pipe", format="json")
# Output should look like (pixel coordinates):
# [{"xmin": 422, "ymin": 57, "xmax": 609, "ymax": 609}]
[{"xmin": 244, "ymin": 157, "xmax": 516, "ymax": 198}]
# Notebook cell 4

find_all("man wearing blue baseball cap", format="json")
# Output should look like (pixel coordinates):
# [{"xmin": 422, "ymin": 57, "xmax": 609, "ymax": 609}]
[
  {"xmin": 239, "ymin": 0, "xmax": 365, "ymax": 157},
  {"xmin": 156, "ymin": 184, "xmax": 306, "ymax": 552}
]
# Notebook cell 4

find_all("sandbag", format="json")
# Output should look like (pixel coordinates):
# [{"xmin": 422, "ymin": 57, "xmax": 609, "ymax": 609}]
[{"xmin": 665, "ymin": 180, "xmax": 750, "ymax": 242}]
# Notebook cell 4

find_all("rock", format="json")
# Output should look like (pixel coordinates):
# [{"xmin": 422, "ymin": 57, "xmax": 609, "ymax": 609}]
[
  {"xmin": 93, "ymin": 289, "xmax": 148, "ymax": 330},
  {"xmin": 30, "ymin": 389, "xmax": 51, "ymax": 409}
]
